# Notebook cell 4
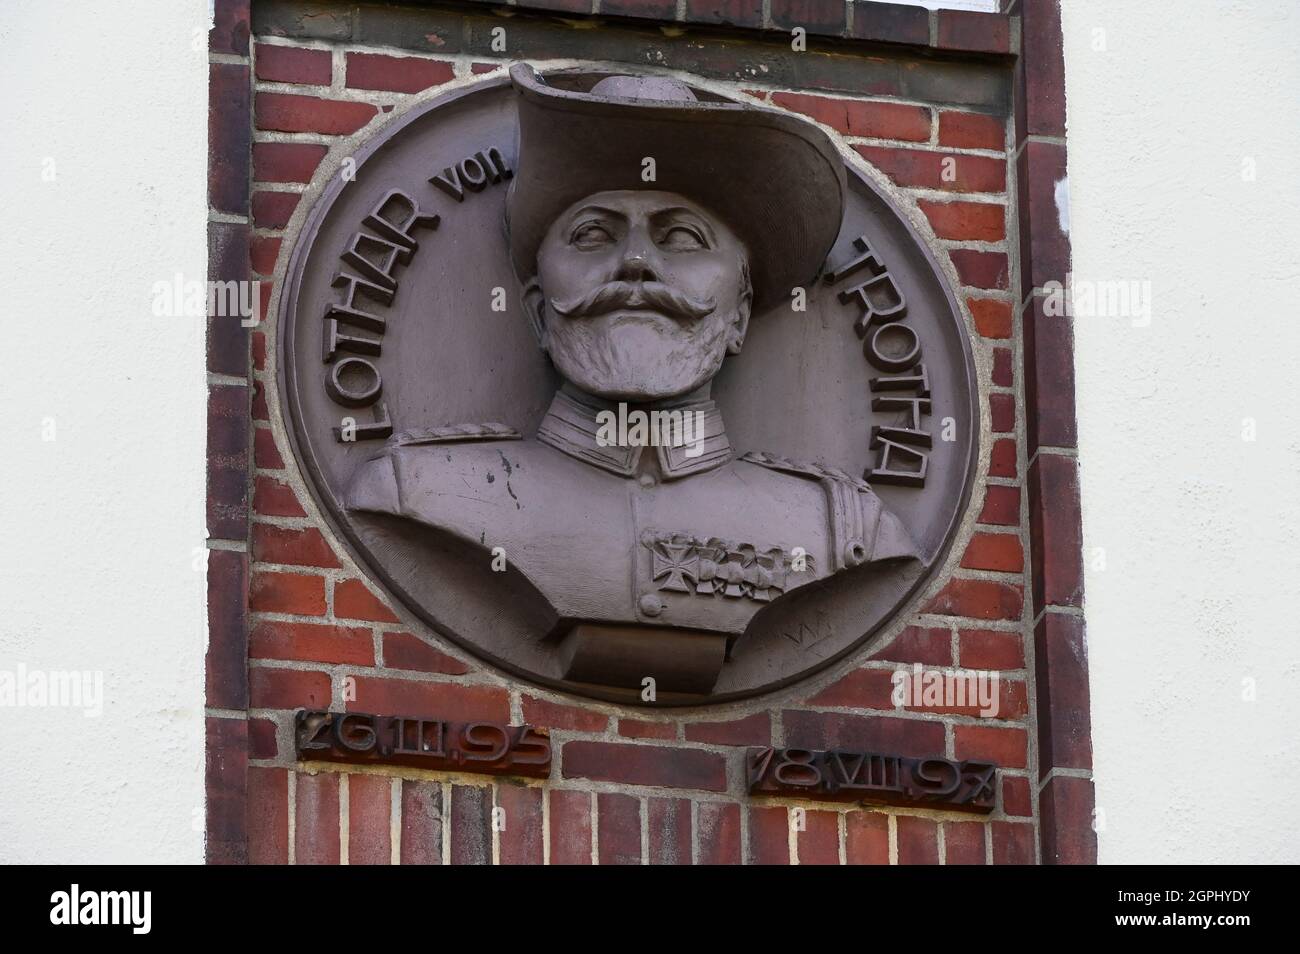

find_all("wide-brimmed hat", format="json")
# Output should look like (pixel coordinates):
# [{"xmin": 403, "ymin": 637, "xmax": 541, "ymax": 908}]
[{"xmin": 506, "ymin": 63, "xmax": 847, "ymax": 310}]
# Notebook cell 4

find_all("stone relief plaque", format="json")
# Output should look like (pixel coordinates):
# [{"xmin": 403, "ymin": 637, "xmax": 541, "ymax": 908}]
[{"xmin": 278, "ymin": 64, "xmax": 978, "ymax": 705}]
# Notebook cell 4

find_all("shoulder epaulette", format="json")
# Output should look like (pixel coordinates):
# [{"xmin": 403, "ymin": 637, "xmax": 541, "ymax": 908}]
[
  {"xmin": 740, "ymin": 451, "xmax": 873, "ymax": 493},
  {"xmin": 389, "ymin": 423, "xmax": 521, "ymax": 447}
]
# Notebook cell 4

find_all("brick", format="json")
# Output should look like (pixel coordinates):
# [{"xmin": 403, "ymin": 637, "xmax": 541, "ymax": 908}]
[
  {"xmin": 209, "ymin": 63, "xmax": 250, "ymax": 215},
  {"xmin": 619, "ymin": 719, "xmax": 677, "ymax": 740},
  {"xmin": 256, "ymin": 92, "xmax": 378, "ymax": 135},
  {"xmin": 797, "ymin": 810, "xmax": 840, "ymax": 865},
  {"xmin": 1022, "ymin": 296, "xmax": 1078, "ymax": 452},
  {"xmin": 647, "ymin": 797, "xmax": 692, "ymax": 865},
  {"xmin": 562, "ymin": 741, "xmax": 727, "ymax": 793},
  {"xmin": 959, "ymin": 628, "xmax": 1025, "ymax": 671},
  {"xmin": 992, "ymin": 347, "xmax": 1013, "ymax": 387},
  {"xmin": 869, "ymin": 625, "xmax": 953, "ymax": 666},
  {"xmin": 247, "ymin": 767, "xmax": 289, "ymax": 864},
  {"xmin": 347, "ymin": 678, "xmax": 510, "ymax": 723},
  {"xmin": 296, "ymin": 771, "xmax": 340, "ymax": 865},
  {"xmin": 684, "ymin": 0, "xmax": 764, "ymax": 29},
  {"xmin": 345, "ymin": 52, "xmax": 455, "ymax": 93},
  {"xmin": 250, "ymin": 667, "xmax": 332, "ymax": 710},
  {"xmin": 748, "ymin": 806, "xmax": 790, "ymax": 864},
  {"xmin": 923, "ymin": 578, "xmax": 1022, "ymax": 622},
  {"xmin": 979, "ymin": 483, "xmax": 1022, "ymax": 529},
  {"xmin": 950, "ymin": 248, "xmax": 1009, "ymax": 290},
  {"xmin": 253, "ymin": 141, "xmax": 328, "ymax": 184},
  {"xmin": 520, "ymin": 695, "xmax": 608, "ymax": 733},
  {"xmin": 684, "ymin": 712, "xmax": 770, "ymax": 747},
  {"xmin": 515, "ymin": 0, "xmax": 591, "ymax": 13},
  {"xmin": 855, "ymin": 145, "xmax": 1005, "ymax": 194},
  {"xmin": 850, "ymin": 1, "xmax": 929, "ymax": 45},
  {"xmin": 1039, "ymin": 775, "xmax": 1097, "ymax": 864},
  {"xmin": 252, "ymin": 190, "xmax": 300, "ymax": 230},
  {"xmin": 960, "ymin": 532, "xmax": 1024, "ymax": 573},
  {"xmin": 1035, "ymin": 612, "xmax": 1092, "ymax": 774},
  {"xmin": 771, "ymin": 91, "xmax": 930, "ymax": 142},
  {"xmin": 548, "ymin": 789, "xmax": 593, "ymax": 865},
  {"xmin": 806, "ymin": 667, "xmax": 895, "ymax": 709},
  {"xmin": 206, "ymin": 548, "xmax": 248, "ymax": 709},
  {"xmin": 968, "ymin": 296, "xmax": 1012, "ymax": 338},
  {"xmin": 788, "ymin": 50, "xmax": 904, "ymax": 99},
  {"xmin": 697, "ymin": 801, "xmax": 741, "ymax": 864},
  {"xmin": 936, "ymin": 9, "xmax": 1011, "ymax": 55},
  {"xmin": 601, "ymin": 0, "xmax": 679, "ymax": 21},
  {"xmin": 1002, "ymin": 775, "xmax": 1032, "ymax": 817},
  {"xmin": 206, "ymin": 717, "xmax": 247, "ymax": 864},
  {"xmin": 1029, "ymin": 454, "xmax": 1085, "ymax": 613},
  {"xmin": 1017, "ymin": 0, "xmax": 1067, "ymax": 140},
  {"xmin": 255, "ymin": 43, "xmax": 332, "ymax": 86},
  {"xmin": 252, "ymin": 524, "xmax": 340, "ymax": 569},
  {"xmin": 597, "ymin": 793, "xmax": 641, "ymax": 865},
  {"xmin": 944, "ymin": 821, "xmax": 986, "ymax": 865},
  {"xmin": 400, "ymin": 780, "xmax": 443, "ymax": 864},
  {"xmin": 254, "ymin": 2, "xmax": 352, "ymax": 41},
  {"xmin": 919, "ymin": 199, "xmax": 1005, "ymax": 242},
  {"xmin": 845, "ymin": 812, "xmax": 889, "ymax": 864},
  {"xmin": 989, "ymin": 392, "xmax": 1016, "ymax": 435},
  {"xmin": 938, "ymin": 110, "xmax": 1005, "ymax": 150},
  {"xmin": 207, "ymin": 383, "xmax": 249, "ymax": 537},
  {"xmin": 249, "ymin": 570, "xmax": 326, "ymax": 615},
  {"xmin": 470, "ymin": 62, "xmax": 502, "ymax": 74},
  {"xmin": 250, "ymin": 620, "xmax": 374, "ymax": 666},
  {"xmin": 769, "ymin": 0, "xmax": 847, "ymax": 36},
  {"xmin": 251, "ymin": 330, "xmax": 266, "ymax": 371},
  {"xmin": 1016, "ymin": 141, "xmax": 1071, "ymax": 297},
  {"xmin": 450, "ymin": 784, "xmax": 491, "ymax": 865},
  {"xmin": 251, "ymin": 380, "xmax": 269, "ymax": 422},
  {"xmin": 497, "ymin": 784, "xmax": 544, "ymax": 865},
  {"xmin": 989, "ymin": 437, "xmax": 1018, "ymax": 479},
  {"xmin": 954, "ymin": 724, "xmax": 1027, "ymax": 769},
  {"xmin": 210, "ymin": 0, "xmax": 250, "ymax": 56},
  {"xmin": 253, "ymin": 476, "xmax": 305, "ymax": 517},
  {"xmin": 992, "ymin": 821, "xmax": 1036, "ymax": 865},
  {"xmin": 334, "ymin": 578, "xmax": 401, "ymax": 622},
  {"xmin": 352, "ymin": 5, "xmax": 458, "ymax": 52},
  {"xmin": 248, "ymin": 717, "xmax": 278, "ymax": 759},
  {"xmin": 896, "ymin": 815, "xmax": 939, "ymax": 864},
  {"xmin": 207, "ymin": 221, "xmax": 251, "ymax": 377},
  {"xmin": 382, "ymin": 631, "xmax": 470, "ymax": 675},
  {"xmin": 348, "ymin": 773, "xmax": 392, "ymax": 865},
  {"xmin": 783, "ymin": 710, "xmax": 944, "ymax": 758},
  {"xmin": 250, "ymin": 235, "xmax": 282, "ymax": 277}
]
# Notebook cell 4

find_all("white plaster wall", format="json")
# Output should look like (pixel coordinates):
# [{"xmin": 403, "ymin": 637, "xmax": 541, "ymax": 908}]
[
  {"xmin": 0, "ymin": 0, "xmax": 210, "ymax": 862},
  {"xmin": 1062, "ymin": 0, "xmax": 1300, "ymax": 863}
]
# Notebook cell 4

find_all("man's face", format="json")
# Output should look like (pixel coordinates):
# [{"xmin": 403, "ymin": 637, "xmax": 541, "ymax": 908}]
[{"xmin": 532, "ymin": 190, "xmax": 751, "ymax": 402}]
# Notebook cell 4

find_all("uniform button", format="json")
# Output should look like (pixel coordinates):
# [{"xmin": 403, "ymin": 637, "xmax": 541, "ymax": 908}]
[
  {"xmin": 638, "ymin": 593, "xmax": 664, "ymax": 617},
  {"xmin": 638, "ymin": 472, "xmax": 656, "ymax": 487}
]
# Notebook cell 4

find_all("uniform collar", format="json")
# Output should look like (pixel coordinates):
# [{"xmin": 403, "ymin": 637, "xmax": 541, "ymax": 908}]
[{"xmin": 537, "ymin": 388, "xmax": 732, "ymax": 480}]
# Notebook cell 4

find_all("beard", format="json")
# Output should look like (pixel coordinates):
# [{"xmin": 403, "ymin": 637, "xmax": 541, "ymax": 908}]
[{"xmin": 544, "ymin": 309, "xmax": 731, "ymax": 401}]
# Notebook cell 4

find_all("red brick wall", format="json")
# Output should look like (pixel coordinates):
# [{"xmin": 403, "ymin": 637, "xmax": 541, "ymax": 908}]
[{"xmin": 206, "ymin": 0, "xmax": 1093, "ymax": 865}]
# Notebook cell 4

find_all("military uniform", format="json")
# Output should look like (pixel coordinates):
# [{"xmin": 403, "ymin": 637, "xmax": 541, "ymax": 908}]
[{"xmin": 347, "ymin": 388, "xmax": 918, "ymax": 644}]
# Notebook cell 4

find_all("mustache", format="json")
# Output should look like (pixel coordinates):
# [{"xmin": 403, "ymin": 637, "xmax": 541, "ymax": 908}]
[{"xmin": 549, "ymin": 281, "xmax": 715, "ymax": 322}]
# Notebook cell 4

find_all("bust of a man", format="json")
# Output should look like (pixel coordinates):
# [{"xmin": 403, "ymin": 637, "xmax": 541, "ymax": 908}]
[{"xmin": 347, "ymin": 65, "xmax": 917, "ymax": 697}]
